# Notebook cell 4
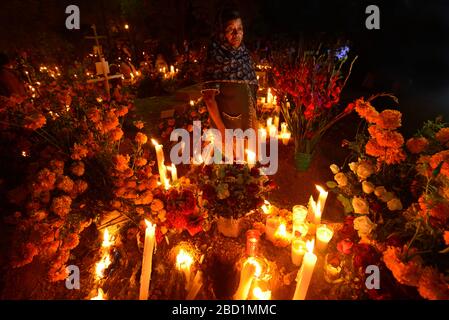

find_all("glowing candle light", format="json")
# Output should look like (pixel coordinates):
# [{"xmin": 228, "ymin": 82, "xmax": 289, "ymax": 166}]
[
  {"xmin": 91, "ymin": 288, "xmax": 105, "ymax": 300},
  {"xmin": 139, "ymin": 220, "xmax": 156, "ymax": 300},
  {"xmin": 281, "ymin": 122, "xmax": 288, "ymax": 134},
  {"xmin": 170, "ymin": 65, "xmax": 175, "ymax": 74},
  {"xmin": 252, "ymin": 286, "xmax": 271, "ymax": 300},
  {"xmin": 266, "ymin": 88, "xmax": 273, "ymax": 105},
  {"xmin": 292, "ymin": 205, "xmax": 308, "ymax": 238},
  {"xmin": 266, "ymin": 117, "xmax": 273, "ymax": 128},
  {"xmin": 293, "ymin": 239, "xmax": 317, "ymax": 300},
  {"xmin": 260, "ymin": 200, "xmax": 273, "ymax": 215},
  {"xmin": 274, "ymin": 115, "xmax": 279, "ymax": 130},
  {"xmin": 291, "ymin": 239, "xmax": 307, "ymax": 266},
  {"xmin": 246, "ymin": 149, "xmax": 256, "ymax": 169},
  {"xmin": 316, "ymin": 224, "xmax": 334, "ymax": 252},
  {"xmin": 246, "ymin": 229, "xmax": 260, "ymax": 257},
  {"xmin": 190, "ymin": 100, "xmax": 195, "ymax": 106},
  {"xmin": 265, "ymin": 216, "xmax": 281, "ymax": 242},
  {"xmin": 258, "ymin": 127, "xmax": 267, "ymax": 144},
  {"xmin": 170, "ymin": 163, "xmax": 178, "ymax": 182},
  {"xmin": 186, "ymin": 270, "xmax": 203, "ymax": 300},
  {"xmin": 269, "ymin": 125, "xmax": 277, "ymax": 138},
  {"xmin": 124, "ymin": 24, "xmax": 129, "ymax": 30},
  {"xmin": 151, "ymin": 139, "xmax": 169, "ymax": 187},
  {"xmin": 234, "ymin": 257, "xmax": 262, "ymax": 300},
  {"xmin": 176, "ymin": 248, "xmax": 194, "ymax": 291},
  {"xmin": 280, "ymin": 132, "xmax": 291, "ymax": 145},
  {"xmin": 316, "ymin": 185, "xmax": 328, "ymax": 216},
  {"xmin": 274, "ymin": 222, "xmax": 291, "ymax": 246}
]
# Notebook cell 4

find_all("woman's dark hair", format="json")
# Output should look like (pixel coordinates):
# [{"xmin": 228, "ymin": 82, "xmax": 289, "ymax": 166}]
[{"xmin": 216, "ymin": 5, "xmax": 242, "ymax": 35}]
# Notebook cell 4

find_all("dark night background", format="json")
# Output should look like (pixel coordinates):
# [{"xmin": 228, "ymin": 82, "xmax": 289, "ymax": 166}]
[{"xmin": 1, "ymin": 0, "xmax": 449, "ymax": 132}]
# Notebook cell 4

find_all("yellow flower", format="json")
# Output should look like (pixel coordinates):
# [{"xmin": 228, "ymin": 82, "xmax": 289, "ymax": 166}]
[
  {"xmin": 329, "ymin": 164, "xmax": 340, "ymax": 174},
  {"xmin": 387, "ymin": 198, "xmax": 403, "ymax": 211},
  {"xmin": 334, "ymin": 172, "xmax": 348, "ymax": 187},
  {"xmin": 362, "ymin": 181, "xmax": 375, "ymax": 194},
  {"xmin": 352, "ymin": 196, "xmax": 369, "ymax": 214}
]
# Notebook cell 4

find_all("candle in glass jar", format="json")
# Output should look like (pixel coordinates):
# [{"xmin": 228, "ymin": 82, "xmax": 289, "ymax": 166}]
[
  {"xmin": 280, "ymin": 132, "xmax": 291, "ymax": 145},
  {"xmin": 291, "ymin": 239, "xmax": 307, "ymax": 266},
  {"xmin": 176, "ymin": 248, "xmax": 194, "ymax": 292},
  {"xmin": 246, "ymin": 229, "xmax": 260, "ymax": 257},
  {"xmin": 234, "ymin": 257, "xmax": 262, "ymax": 300},
  {"xmin": 265, "ymin": 216, "xmax": 281, "ymax": 242},
  {"xmin": 316, "ymin": 224, "xmax": 334, "ymax": 252}
]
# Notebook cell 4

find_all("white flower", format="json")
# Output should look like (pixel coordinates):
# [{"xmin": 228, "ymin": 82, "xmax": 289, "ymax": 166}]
[
  {"xmin": 380, "ymin": 192, "xmax": 395, "ymax": 203},
  {"xmin": 330, "ymin": 164, "xmax": 340, "ymax": 175},
  {"xmin": 349, "ymin": 162, "xmax": 359, "ymax": 173},
  {"xmin": 387, "ymin": 198, "xmax": 403, "ymax": 211},
  {"xmin": 356, "ymin": 161, "xmax": 375, "ymax": 180},
  {"xmin": 334, "ymin": 172, "xmax": 348, "ymax": 187},
  {"xmin": 374, "ymin": 186, "xmax": 387, "ymax": 198},
  {"xmin": 352, "ymin": 196, "xmax": 369, "ymax": 214},
  {"xmin": 354, "ymin": 216, "xmax": 376, "ymax": 238},
  {"xmin": 362, "ymin": 181, "xmax": 375, "ymax": 194}
]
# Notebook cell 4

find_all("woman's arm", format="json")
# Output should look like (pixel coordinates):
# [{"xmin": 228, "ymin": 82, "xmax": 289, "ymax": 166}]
[{"xmin": 202, "ymin": 89, "xmax": 226, "ymax": 136}]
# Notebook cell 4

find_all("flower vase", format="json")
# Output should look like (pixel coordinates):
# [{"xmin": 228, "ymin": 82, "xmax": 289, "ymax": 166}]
[
  {"xmin": 294, "ymin": 151, "xmax": 312, "ymax": 171},
  {"xmin": 217, "ymin": 216, "xmax": 242, "ymax": 238}
]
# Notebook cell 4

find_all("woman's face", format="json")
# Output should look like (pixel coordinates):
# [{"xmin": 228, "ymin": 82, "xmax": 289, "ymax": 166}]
[{"xmin": 224, "ymin": 18, "xmax": 243, "ymax": 49}]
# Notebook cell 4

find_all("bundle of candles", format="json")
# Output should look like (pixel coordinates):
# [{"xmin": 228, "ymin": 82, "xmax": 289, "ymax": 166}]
[
  {"xmin": 259, "ymin": 117, "xmax": 291, "ymax": 146},
  {"xmin": 90, "ymin": 228, "xmax": 116, "ymax": 300},
  {"xmin": 151, "ymin": 139, "xmax": 178, "ymax": 190},
  {"xmin": 159, "ymin": 65, "xmax": 179, "ymax": 79},
  {"xmin": 260, "ymin": 185, "xmax": 334, "ymax": 300}
]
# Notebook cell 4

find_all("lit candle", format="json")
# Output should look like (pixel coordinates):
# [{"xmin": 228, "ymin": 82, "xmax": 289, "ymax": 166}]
[
  {"xmin": 280, "ymin": 132, "xmax": 291, "ymax": 145},
  {"xmin": 292, "ymin": 205, "xmax": 308, "ymax": 238},
  {"xmin": 234, "ymin": 257, "xmax": 261, "ymax": 300},
  {"xmin": 265, "ymin": 216, "xmax": 281, "ymax": 242},
  {"xmin": 190, "ymin": 100, "xmax": 195, "ymax": 106},
  {"xmin": 313, "ymin": 201, "xmax": 322, "ymax": 226},
  {"xmin": 246, "ymin": 229, "xmax": 260, "ymax": 257},
  {"xmin": 246, "ymin": 149, "xmax": 256, "ymax": 169},
  {"xmin": 316, "ymin": 185, "xmax": 328, "ymax": 216},
  {"xmin": 267, "ymin": 88, "xmax": 273, "ymax": 105},
  {"xmin": 151, "ymin": 139, "xmax": 168, "ymax": 187},
  {"xmin": 268, "ymin": 125, "xmax": 277, "ymax": 138},
  {"xmin": 260, "ymin": 200, "xmax": 273, "ymax": 215},
  {"xmin": 170, "ymin": 65, "xmax": 175, "ymax": 74},
  {"xmin": 273, "ymin": 222, "xmax": 291, "ymax": 246},
  {"xmin": 261, "ymin": 97, "xmax": 266, "ymax": 104},
  {"xmin": 176, "ymin": 248, "xmax": 194, "ymax": 291},
  {"xmin": 170, "ymin": 163, "xmax": 178, "ymax": 182},
  {"xmin": 291, "ymin": 239, "xmax": 307, "ymax": 266},
  {"xmin": 91, "ymin": 288, "xmax": 105, "ymax": 300},
  {"xmin": 293, "ymin": 239, "xmax": 317, "ymax": 300},
  {"xmin": 139, "ymin": 220, "xmax": 156, "ymax": 300},
  {"xmin": 258, "ymin": 127, "xmax": 267, "ymax": 144},
  {"xmin": 274, "ymin": 116, "xmax": 279, "ymax": 130},
  {"xmin": 252, "ymin": 286, "xmax": 271, "ymax": 300},
  {"xmin": 281, "ymin": 122, "xmax": 288, "ymax": 134},
  {"xmin": 186, "ymin": 271, "xmax": 203, "ymax": 300},
  {"xmin": 316, "ymin": 224, "xmax": 334, "ymax": 252},
  {"xmin": 266, "ymin": 117, "xmax": 273, "ymax": 128}
]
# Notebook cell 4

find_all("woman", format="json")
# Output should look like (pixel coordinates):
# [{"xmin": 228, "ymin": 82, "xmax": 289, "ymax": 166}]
[{"xmin": 201, "ymin": 8, "xmax": 258, "ymax": 138}]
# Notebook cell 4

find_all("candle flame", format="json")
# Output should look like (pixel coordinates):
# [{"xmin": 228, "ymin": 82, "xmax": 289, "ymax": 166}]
[
  {"xmin": 91, "ymin": 288, "xmax": 105, "ymax": 300},
  {"xmin": 245, "ymin": 257, "xmax": 262, "ymax": 278},
  {"xmin": 260, "ymin": 200, "xmax": 272, "ymax": 215},
  {"xmin": 317, "ymin": 224, "xmax": 334, "ymax": 242},
  {"xmin": 274, "ymin": 222, "xmax": 290, "ymax": 241},
  {"xmin": 190, "ymin": 100, "xmax": 195, "ymax": 106},
  {"xmin": 306, "ymin": 239, "xmax": 315, "ymax": 254},
  {"xmin": 151, "ymin": 138, "xmax": 160, "ymax": 146},
  {"xmin": 144, "ymin": 219, "xmax": 156, "ymax": 235},
  {"xmin": 253, "ymin": 287, "xmax": 271, "ymax": 300},
  {"xmin": 95, "ymin": 254, "xmax": 111, "ymax": 280},
  {"xmin": 176, "ymin": 248, "xmax": 193, "ymax": 270},
  {"xmin": 102, "ymin": 228, "xmax": 114, "ymax": 248}
]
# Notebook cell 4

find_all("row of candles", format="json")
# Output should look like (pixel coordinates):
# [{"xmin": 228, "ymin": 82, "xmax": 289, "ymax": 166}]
[
  {"xmin": 158, "ymin": 65, "xmax": 178, "ymax": 79},
  {"xmin": 237, "ymin": 185, "xmax": 334, "ymax": 300}
]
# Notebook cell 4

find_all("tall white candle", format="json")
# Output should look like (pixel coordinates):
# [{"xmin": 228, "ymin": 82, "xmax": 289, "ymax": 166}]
[
  {"xmin": 246, "ymin": 149, "xmax": 256, "ymax": 169},
  {"xmin": 234, "ymin": 257, "xmax": 261, "ymax": 300},
  {"xmin": 151, "ymin": 139, "xmax": 168, "ymax": 187},
  {"xmin": 139, "ymin": 220, "xmax": 156, "ymax": 300},
  {"xmin": 291, "ymin": 239, "xmax": 307, "ymax": 266},
  {"xmin": 170, "ymin": 163, "xmax": 178, "ymax": 182},
  {"xmin": 293, "ymin": 239, "xmax": 317, "ymax": 300},
  {"xmin": 316, "ymin": 185, "xmax": 328, "ymax": 215}
]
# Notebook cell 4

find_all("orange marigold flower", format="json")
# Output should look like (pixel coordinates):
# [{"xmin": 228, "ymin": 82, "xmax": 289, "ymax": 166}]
[
  {"xmin": 56, "ymin": 175, "xmax": 74, "ymax": 193},
  {"xmin": 355, "ymin": 99, "xmax": 379, "ymax": 123},
  {"xmin": 51, "ymin": 195, "xmax": 72, "ymax": 218},
  {"xmin": 435, "ymin": 127, "xmax": 449, "ymax": 144},
  {"xmin": 365, "ymin": 138, "xmax": 385, "ymax": 157},
  {"xmin": 36, "ymin": 168, "xmax": 56, "ymax": 191},
  {"xmin": 418, "ymin": 267, "xmax": 449, "ymax": 300},
  {"xmin": 115, "ymin": 106, "xmax": 129, "ymax": 117},
  {"xmin": 61, "ymin": 233, "xmax": 80, "ymax": 250},
  {"xmin": 383, "ymin": 148, "xmax": 406, "ymax": 164},
  {"xmin": 382, "ymin": 246, "xmax": 423, "ymax": 286},
  {"xmin": 370, "ymin": 126, "xmax": 404, "ymax": 148},
  {"xmin": 135, "ymin": 157, "xmax": 148, "ymax": 167},
  {"xmin": 71, "ymin": 143, "xmax": 89, "ymax": 160},
  {"xmin": 49, "ymin": 160, "xmax": 65, "ymax": 175},
  {"xmin": 110, "ymin": 127, "xmax": 124, "ymax": 142},
  {"xmin": 24, "ymin": 113, "xmax": 46, "ymax": 130},
  {"xmin": 114, "ymin": 154, "xmax": 130, "ymax": 172},
  {"xmin": 135, "ymin": 132, "xmax": 148, "ymax": 145},
  {"xmin": 133, "ymin": 120, "xmax": 144, "ymax": 129},
  {"xmin": 406, "ymin": 137, "xmax": 429, "ymax": 154},
  {"xmin": 429, "ymin": 150, "xmax": 449, "ymax": 178},
  {"xmin": 70, "ymin": 161, "xmax": 85, "ymax": 177},
  {"xmin": 418, "ymin": 195, "xmax": 449, "ymax": 222},
  {"xmin": 72, "ymin": 180, "xmax": 88, "ymax": 196},
  {"xmin": 376, "ymin": 109, "xmax": 402, "ymax": 130},
  {"xmin": 87, "ymin": 108, "xmax": 102, "ymax": 123},
  {"xmin": 102, "ymin": 110, "xmax": 119, "ymax": 133},
  {"xmin": 416, "ymin": 155, "xmax": 433, "ymax": 178}
]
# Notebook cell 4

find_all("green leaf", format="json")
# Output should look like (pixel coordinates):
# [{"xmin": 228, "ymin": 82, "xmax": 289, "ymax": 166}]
[
  {"xmin": 326, "ymin": 181, "xmax": 338, "ymax": 189},
  {"xmin": 337, "ymin": 194, "xmax": 353, "ymax": 214}
]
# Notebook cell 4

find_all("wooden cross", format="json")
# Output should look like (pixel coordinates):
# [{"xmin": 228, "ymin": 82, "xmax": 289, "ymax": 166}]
[{"xmin": 85, "ymin": 25, "xmax": 123, "ymax": 101}]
